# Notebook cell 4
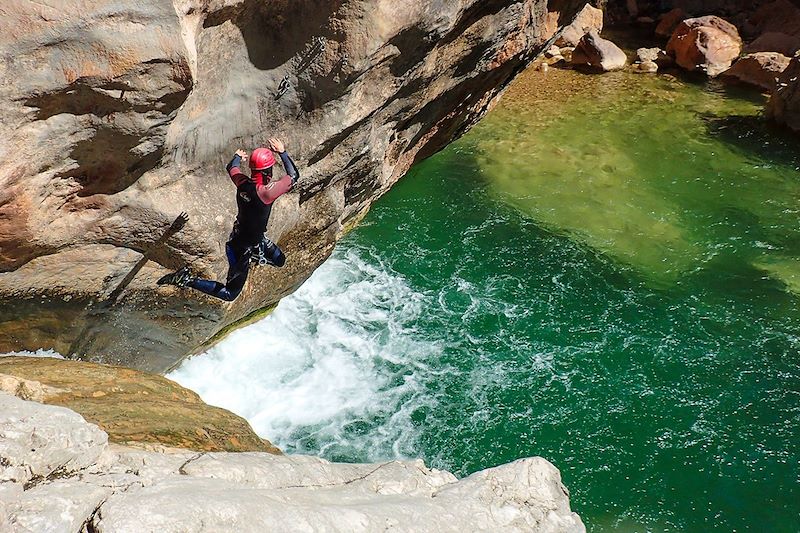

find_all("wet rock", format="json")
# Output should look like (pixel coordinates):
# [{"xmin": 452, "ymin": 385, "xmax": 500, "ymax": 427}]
[
  {"xmin": 571, "ymin": 30, "xmax": 628, "ymax": 72},
  {"xmin": 667, "ymin": 16, "xmax": 743, "ymax": 76},
  {"xmin": 1, "ymin": 393, "xmax": 586, "ymax": 532},
  {"xmin": 556, "ymin": 4, "xmax": 604, "ymax": 47},
  {"xmin": 0, "ymin": 356, "xmax": 279, "ymax": 453},
  {"xmin": 745, "ymin": 32, "xmax": 800, "ymax": 57},
  {"xmin": 768, "ymin": 56, "xmax": 800, "ymax": 132},
  {"xmin": 721, "ymin": 52, "xmax": 791, "ymax": 91},
  {"xmin": 0, "ymin": 0, "xmax": 588, "ymax": 373},
  {"xmin": 656, "ymin": 8, "xmax": 688, "ymax": 38}
]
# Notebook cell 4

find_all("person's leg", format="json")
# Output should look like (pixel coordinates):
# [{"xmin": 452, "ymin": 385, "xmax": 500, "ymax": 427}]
[
  {"xmin": 262, "ymin": 238, "xmax": 286, "ymax": 267},
  {"xmin": 186, "ymin": 242, "xmax": 250, "ymax": 302}
]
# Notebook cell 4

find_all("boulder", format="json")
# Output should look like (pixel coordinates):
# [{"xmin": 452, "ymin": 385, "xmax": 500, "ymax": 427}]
[
  {"xmin": 560, "ymin": 46, "xmax": 576, "ymax": 63},
  {"xmin": 721, "ymin": 52, "xmax": 791, "ymax": 91},
  {"xmin": 656, "ymin": 8, "xmax": 688, "ymax": 38},
  {"xmin": 556, "ymin": 4, "xmax": 604, "ymax": 47},
  {"xmin": 571, "ymin": 30, "xmax": 628, "ymax": 72},
  {"xmin": 745, "ymin": 32, "xmax": 800, "ymax": 56},
  {"xmin": 634, "ymin": 61, "xmax": 659, "ymax": 73},
  {"xmin": 0, "ymin": 0, "xmax": 587, "ymax": 372},
  {"xmin": 636, "ymin": 47, "xmax": 663, "ymax": 63},
  {"xmin": 667, "ymin": 16, "xmax": 743, "ymax": 76},
  {"xmin": 0, "ymin": 393, "xmax": 586, "ymax": 532},
  {"xmin": 768, "ymin": 56, "xmax": 800, "ymax": 132},
  {"xmin": 750, "ymin": 0, "xmax": 800, "ymax": 38}
]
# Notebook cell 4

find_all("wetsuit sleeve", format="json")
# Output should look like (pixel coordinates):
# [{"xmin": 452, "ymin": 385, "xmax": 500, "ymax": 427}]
[
  {"xmin": 279, "ymin": 152, "xmax": 299, "ymax": 186},
  {"xmin": 227, "ymin": 154, "xmax": 248, "ymax": 186},
  {"xmin": 255, "ymin": 151, "xmax": 298, "ymax": 204},
  {"xmin": 256, "ymin": 173, "xmax": 293, "ymax": 204}
]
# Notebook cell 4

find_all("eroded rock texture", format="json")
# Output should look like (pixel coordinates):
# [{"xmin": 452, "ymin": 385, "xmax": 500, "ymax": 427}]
[
  {"xmin": 0, "ymin": 392, "xmax": 585, "ymax": 532},
  {"xmin": 0, "ymin": 0, "xmax": 587, "ymax": 371}
]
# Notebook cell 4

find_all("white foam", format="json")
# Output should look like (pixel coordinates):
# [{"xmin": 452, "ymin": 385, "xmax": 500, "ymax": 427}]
[
  {"xmin": 169, "ymin": 246, "xmax": 442, "ymax": 461},
  {"xmin": 0, "ymin": 349, "xmax": 64, "ymax": 359}
]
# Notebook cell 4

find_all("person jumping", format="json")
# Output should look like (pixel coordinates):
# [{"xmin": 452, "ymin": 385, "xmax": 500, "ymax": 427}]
[{"xmin": 157, "ymin": 138, "xmax": 299, "ymax": 301}]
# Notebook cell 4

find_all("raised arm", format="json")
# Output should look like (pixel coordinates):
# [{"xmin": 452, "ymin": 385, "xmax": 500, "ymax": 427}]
[{"xmin": 227, "ymin": 149, "xmax": 249, "ymax": 186}]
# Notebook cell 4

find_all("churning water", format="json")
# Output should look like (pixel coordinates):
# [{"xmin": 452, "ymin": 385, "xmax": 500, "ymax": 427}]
[{"xmin": 171, "ymin": 67, "xmax": 800, "ymax": 531}]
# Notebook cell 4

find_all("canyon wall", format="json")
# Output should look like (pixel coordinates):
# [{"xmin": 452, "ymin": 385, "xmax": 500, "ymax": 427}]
[{"xmin": 0, "ymin": 0, "xmax": 583, "ymax": 371}]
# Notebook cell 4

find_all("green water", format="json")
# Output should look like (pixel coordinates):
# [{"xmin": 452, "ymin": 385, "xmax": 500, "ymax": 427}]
[{"xmin": 342, "ymin": 68, "xmax": 800, "ymax": 531}]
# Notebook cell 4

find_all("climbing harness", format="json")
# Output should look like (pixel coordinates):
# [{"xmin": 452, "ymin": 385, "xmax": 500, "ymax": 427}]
[{"xmin": 248, "ymin": 238, "xmax": 280, "ymax": 266}]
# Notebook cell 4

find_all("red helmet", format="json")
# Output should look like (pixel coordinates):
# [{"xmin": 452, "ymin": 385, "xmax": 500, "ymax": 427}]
[{"xmin": 249, "ymin": 147, "xmax": 275, "ymax": 171}]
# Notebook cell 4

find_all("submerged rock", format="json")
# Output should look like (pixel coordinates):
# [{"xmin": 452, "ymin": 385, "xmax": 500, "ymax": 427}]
[
  {"xmin": 721, "ymin": 52, "xmax": 791, "ymax": 91},
  {"xmin": 556, "ymin": 4, "xmax": 604, "ymax": 47},
  {"xmin": 0, "ymin": 0, "xmax": 587, "ymax": 372},
  {"xmin": 768, "ymin": 56, "xmax": 800, "ymax": 132},
  {"xmin": 667, "ymin": 16, "xmax": 743, "ymax": 76},
  {"xmin": 0, "ymin": 356, "xmax": 278, "ymax": 453},
  {"xmin": 571, "ymin": 30, "xmax": 628, "ymax": 72},
  {"xmin": 0, "ymin": 393, "xmax": 586, "ymax": 532}
]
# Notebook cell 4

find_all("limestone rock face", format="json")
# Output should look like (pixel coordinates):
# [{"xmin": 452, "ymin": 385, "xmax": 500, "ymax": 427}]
[
  {"xmin": 0, "ymin": 356, "xmax": 278, "ymax": 453},
  {"xmin": 768, "ymin": 56, "xmax": 800, "ymax": 132},
  {"xmin": 571, "ymin": 30, "xmax": 628, "ymax": 72},
  {"xmin": 667, "ymin": 16, "xmax": 743, "ymax": 76},
  {"xmin": 722, "ymin": 52, "xmax": 791, "ymax": 91},
  {"xmin": 555, "ymin": 4, "xmax": 604, "ymax": 47},
  {"xmin": 0, "ymin": 0, "xmax": 583, "ymax": 372},
  {"xmin": 0, "ymin": 393, "xmax": 107, "ymax": 486},
  {"xmin": 0, "ymin": 393, "xmax": 585, "ymax": 532}
]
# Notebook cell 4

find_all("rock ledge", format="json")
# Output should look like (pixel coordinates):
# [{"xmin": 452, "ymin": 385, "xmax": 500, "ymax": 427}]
[{"xmin": 0, "ymin": 392, "xmax": 584, "ymax": 532}]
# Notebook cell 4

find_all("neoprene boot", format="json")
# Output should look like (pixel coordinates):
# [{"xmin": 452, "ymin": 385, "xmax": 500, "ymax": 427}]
[{"xmin": 157, "ymin": 266, "xmax": 194, "ymax": 287}]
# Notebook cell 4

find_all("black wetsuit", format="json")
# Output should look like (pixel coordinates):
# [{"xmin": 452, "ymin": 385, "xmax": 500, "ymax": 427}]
[{"xmin": 187, "ymin": 151, "xmax": 299, "ymax": 301}]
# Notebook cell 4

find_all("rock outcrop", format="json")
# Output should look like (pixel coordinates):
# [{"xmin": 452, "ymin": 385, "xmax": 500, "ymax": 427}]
[
  {"xmin": 0, "ymin": 356, "xmax": 278, "ymax": 453},
  {"xmin": 722, "ymin": 52, "xmax": 791, "ymax": 91},
  {"xmin": 768, "ymin": 56, "xmax": 800, "ymax": 132},
  {"xmin": 666, "ymin": 15, "xmax": 743, "ymax": 76},
  {"xmin": 0, "ymin": 0, "xmax": 588, "ymax": 372},
  {"xmin": 571, "ymin": 30, "xmax": 628, "ymax": 72},
  {"xmin": 555, "ymin": 4, "xmax": 604, "ymax": 47},
  {"xmin": 0, "ymin": 392, "xmax": 585, "ymax": 532}
]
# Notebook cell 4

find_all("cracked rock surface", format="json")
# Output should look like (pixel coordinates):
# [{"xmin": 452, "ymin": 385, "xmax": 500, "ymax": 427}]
[
  {"xmin": 0, "ymin": 392, "xmax": 585, "ymax": 532},
  {"xmin": 0, "ymin": 0, "xmax": 586, "ymax": 372}
]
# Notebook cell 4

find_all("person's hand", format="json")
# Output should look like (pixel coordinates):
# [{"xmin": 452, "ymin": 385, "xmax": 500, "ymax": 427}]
[
  {"xmin": 268, "ymin": 138, "xmax": 285, "ymax": 153},
  {"xmin": 235, "ymin": 149, "xmax": 248, "ymax": 159}
]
